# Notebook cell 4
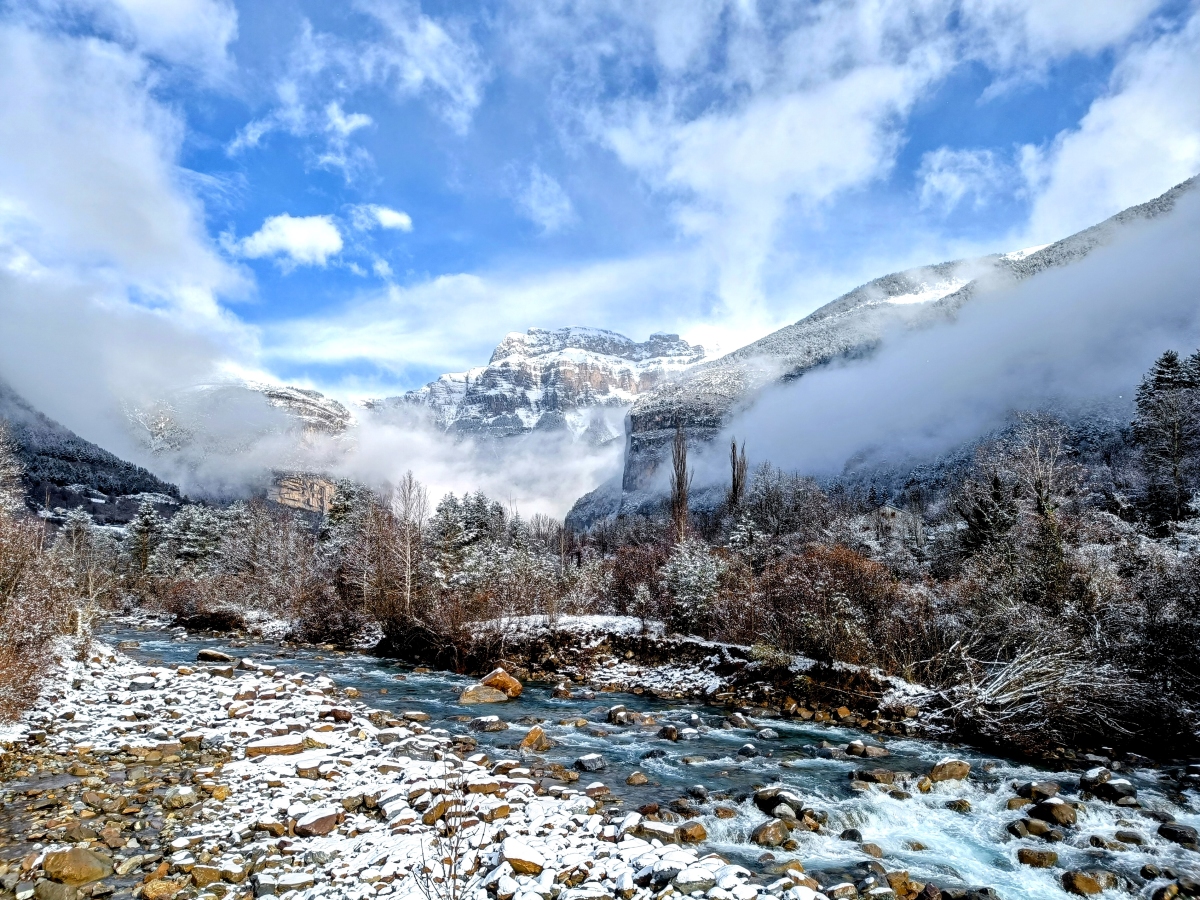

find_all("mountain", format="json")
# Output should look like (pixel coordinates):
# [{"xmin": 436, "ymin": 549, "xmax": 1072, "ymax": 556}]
[
  {"xmin": 0, "ymin": 380, "xmax": 179, "ymax": 524},
  {"xmin": 366, "ymin": 327, "xmax": 705, "ymax": 442},
  {"xmin": 568, "ymin": 176, "xmax": 1200, "ymax": 527}
]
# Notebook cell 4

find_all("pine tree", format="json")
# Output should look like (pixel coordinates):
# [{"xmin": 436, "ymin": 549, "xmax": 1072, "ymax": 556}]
[
  {"xmin": 126, "ymin": 499, "xmax": 165, "ymax": 575},
  {"xmin": 1133, "ymin": 349, "xmax": 1200, "ymax": 525},
  {"xmin": 957, "ymin": 474, "xmax": 1019, "ymax": 554},
  {"xmin": 660, "ymin": 538, "xmax": 723, "ymax": 635}
]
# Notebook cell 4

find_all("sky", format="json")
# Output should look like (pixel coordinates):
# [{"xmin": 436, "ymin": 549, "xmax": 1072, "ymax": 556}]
[{"xmin": 0, "ymin": 0, "xmax": 1199, "ymax": 469}]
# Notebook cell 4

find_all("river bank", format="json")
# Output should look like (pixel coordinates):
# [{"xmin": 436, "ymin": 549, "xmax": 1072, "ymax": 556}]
[{"xmin": 0, "ymin": 624, "xmax": 1198, "ymax": 900}]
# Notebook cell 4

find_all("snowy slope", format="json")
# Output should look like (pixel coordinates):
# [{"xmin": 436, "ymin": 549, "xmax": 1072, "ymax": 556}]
[
  {"xmin": 0, "ymin": 379, "xmax": 179, "ymax": 523},
  {"xmin": 583, "ymin": 175, "xmax": 1200, "ymax": 523},
  {"xmin": 367, "ymin": 328, "xmax": 704, "ymax": 441}
]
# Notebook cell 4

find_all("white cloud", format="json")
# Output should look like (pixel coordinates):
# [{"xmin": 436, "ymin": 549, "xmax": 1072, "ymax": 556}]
[
  {"xmin": 325, "ymin": 101, "xmax": 372, "ymax": 137},
  {"xmin": 372, "ymin": 206, "xmax": 414, "ymax": 231},
  {"xmin": 962, "ymin": 0, "xmax": 1163, "ymax": 69},
  {"xmin": 356, "ymin": 0, "xmax": 490, "ymax": 134},
  {"xmin": 239, "ymin": 214, "xmax": 344, "ymax": 268},
  {"xmin": 350, "ymin": 204, "xmax": 414, "ymax": 232},
  {"xmin": 0, "ymin": 24, "xmax": 237, "ymax": 313},
  {"xmin": 518, "ymin": 166, "xmax": 575, "ymax": 234},
  {"xmin": 35, "ymin": 0, "xmax": 238, "ymax": 76},
  {"xmin": 918, "ymin": 147, "xmax": 1008, "ymax": 211},
  {"xmin": 1020, "ymin": 9, "xmax": 1200, "ymax": 242}
]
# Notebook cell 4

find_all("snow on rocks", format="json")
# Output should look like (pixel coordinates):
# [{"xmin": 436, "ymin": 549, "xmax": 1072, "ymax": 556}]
[{"xmin": 2, "ymin": 642, "xmax": 831, "ymax": 900}]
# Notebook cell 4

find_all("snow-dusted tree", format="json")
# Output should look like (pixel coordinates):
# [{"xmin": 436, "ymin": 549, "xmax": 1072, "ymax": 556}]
[
  {"xmin": 659, "ymin": 538, "xmax": 723, "ymax": 634},
  {"xmin": 1134, "ymin": 349, "xmax": 1200, "ymax": 525},
  {"xmin": 164, "ymin": 504, "xmax": 225, "ymax": 573},
  {"xmin": 126, "ymin": 498, "xmax": 166, "ymax": 575},
  {"xmin": 55, "ymin": 508, "xmax": 119, "ymax": 637},
  {"xmin": 0, "ymin": 423, "xmax": 23, "ymax": 514},
  {"xmin": 390, "ymin": 471, "xmax": 428, "ymax": 621}
]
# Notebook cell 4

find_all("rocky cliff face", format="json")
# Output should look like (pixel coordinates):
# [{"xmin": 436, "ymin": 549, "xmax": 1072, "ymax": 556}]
[
  {"xmin": 268, "ymin": 472, "xmax": 338, "ymax": 515},
  {"xmin": 573, "ymin": 176, "xmax": 1199, "ymax": 525},
  {"xmin": 368, "ymin": 328, "xmax": 705, "ymax": 442}
]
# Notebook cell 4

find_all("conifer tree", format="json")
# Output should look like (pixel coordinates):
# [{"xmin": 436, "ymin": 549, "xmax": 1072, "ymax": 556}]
[{"xmin": 1133, "ymin": 349, "xmax": 1200, "ymax": 525}]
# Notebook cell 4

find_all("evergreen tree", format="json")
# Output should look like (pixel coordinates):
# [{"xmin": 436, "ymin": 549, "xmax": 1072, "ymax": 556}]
[
  {"xmin": 126, "ymin": 499, "xmax": 165, "ymax": 575},
  {"xmin": 1133, "ymin": 349, "xmax": 1200, "ymax": 525},
  {"xmin": 957, "ymin": 473, "xmax": 1019, "ymax": 554},
  {"xmin": 660, "ymin": 538, "xmax": 723, "ymax": 635}
]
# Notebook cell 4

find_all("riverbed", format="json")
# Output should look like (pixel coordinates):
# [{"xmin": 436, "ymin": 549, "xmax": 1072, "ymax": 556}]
[{"xmin": 2, "ymin": 620, "xmax": 1198, "ymax": 900}]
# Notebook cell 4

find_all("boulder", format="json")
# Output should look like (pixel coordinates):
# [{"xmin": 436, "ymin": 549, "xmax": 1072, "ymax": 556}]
[
  {"xmin": 34, "ymin": 883, "xmax": 77, "ymax": 900},
  {"xmin": 673, "ymin": 867, "xmax": 717, "ymax": 894},
  {"xmin": 42, "ymin": 849, "xmax": 114, "ymax": 886},
  {"xmin": 481, "ymin": 668, "xmax": 523, "ymax": 698},
  {"xmin": 1093, "ymin": 779, "xmax": 1137, "ymax": 803},
  {"xmin": 196, "ymin": 649, "xmax": 234, "ymax": 663},
  {"xmin": 469, "ymin": 715, "xmax": 508, "ymax": 733},
  {"xmin": 162, "ymin": 786, "xmax": 197, "ymax": 810},
  {"xmin": 295, "ymin": 807, "xmax": 341, "ymax": 837},
  {"xmin": 1017, "ymin": 849, "xmax": 1058, "ymax": 868},
  {"xmin": 190, "ymin": 866, "xmax": 222, "ymax": 888},
  {"xmin": 626, "ymin": 772, "xmax": 649, "ymax": 786},
  {"xmin": 1031, "ymin": 799, "xmax": 1077, "ymax": 827},
  {"xmin": 459, "ymin": 685, "xmax": 509, "ymax": 705},
  {"xmin": 1159, "ymin": 822, "xmax": 1199, "ymax": 848},
  {"xmin": 929, "ymin": 759, "xmax": 971, "ymax": 782},
  {"xmin": 1061, "ymin": 872, "xmax": 1103, "ymax": 896},
  {"xmin": 501, "ymin": 838, "xmax": 545, "ymax": 876},
  {"xmin": 1016, "ymin": 781, "xmax": 1059, "ymax": 801},
  {"xmin": 574, "ymin": 753, "xmax": 607, "ymax": 772},
  {"xmin": 751, "ymin": 820, "xmax": 790, "ymax": 847},
  {"xmin": 676, "ymin": 821, "xmax": 707, "ymax": 843},
  {"xmin": 519, "ymin": 725, "xmax": 552, "ymax": 752},
  {"xmin": 246, "ymin": 735, "xmax": 304, "ymax": 757},
  {"xmin": 754, "ymin": 787, "xmax": 806, "ymax": 816},
  {"xmin": 140, "ymin": 881, "xmax": 182, "ymax": 900}
]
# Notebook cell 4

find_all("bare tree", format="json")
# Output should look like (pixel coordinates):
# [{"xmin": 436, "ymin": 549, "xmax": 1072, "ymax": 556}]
[
  {"xmin": 391, "ymin": 471, "xmax": 428, "ymax": 620},
  {"xmin": 726, "ymin": 438, "xmax": 747, "ymax": 510},
  {"xmin": 669, "ymin": 421, "xmax": 692, "ymax": 542}
]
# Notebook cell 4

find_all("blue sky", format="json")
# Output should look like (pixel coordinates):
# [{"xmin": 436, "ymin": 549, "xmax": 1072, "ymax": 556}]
[{"xmin": 2, "ymin": 0, "xmax": 1199, "ymax": 416}]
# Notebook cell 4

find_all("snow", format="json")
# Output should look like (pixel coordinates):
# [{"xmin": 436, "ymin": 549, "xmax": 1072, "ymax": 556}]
[
  {"xmin": 1001, "ymin": 243, "xmax": 1051, "ymax": 261},
  {"xmin": 883, "ymin": 278, "xmax": 968, "ymax": 305}
]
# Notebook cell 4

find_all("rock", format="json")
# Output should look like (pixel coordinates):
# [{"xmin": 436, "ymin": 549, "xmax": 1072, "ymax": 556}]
[
  {"xmin": 738, "ymin": 743, "xmax": 758, "ymax": 757},
  {"xmin": 929, "ymin": 759, "xmax": 970, "ymax": 782},
  {"xmin": 1159, "ymin": 822, "xmax": 1199, "ymax": 848},
  {"xmin": 676, "ymin": 821, "xmax": 707, "ymax": 843},
  {"xmin": 751, "ymin": 820, "xmax": 790, "ymax": 847},
  {"xmin": 1031, "ymin": 799, "xmax": 1077, "ymax": 827},
  {"xmin": 519, "ymin": 725, "xmax": 552, "ymax": 752},
  {"xmin": 1093, "ymin": 779, "xmax": 1137, "ymax": 803},
  {"xmin": 715, "ymin": 806, "xmax": 737, "ymax": 819},
  {"xmin": 854, "ymin": 769, "xmax": 896, "ymax": 785},
  {"xmin": 862, "ymin": 842, "xmax": 884, "ymax": 858},
  {"xmin": 162, "ymin": 786, "xmax": 197, "ymax": 810},
  {"xmin": 501, "ymin": 838, "xmax": 545, "ymax": 876},
  {"xmin": 658, "ymin": 725, "xmax": 680, "ymax": 741},
  {"xmin": 552, "ymin": 684, "xmax": 572, "ymax": 699},
  {"xmin": 34, "ymin": 883, "xmax": 76, "ymax": 900},
  {"xmin": 673, "ymin": 866, "xmax": 717, "ymax": 893},
  {"xmin": 246, "ymin": 735, "xmax": 304, "ymax": 757},
  {"xmin": 481, "ymin": 668, "xmax": 523, "ymax": 698},
  {"xmin": 626, "ymin": 772, "xmax": 649, "ymax": 786},
  {"xmin": 574, "ymin": 753, "xmax": 607, "ymax": 772},
  {"xmin": 295, "ymin": 807, "xmax": 340, "ymax": 837},
  {"xmin": 1018, "ymin": 849, "xmax": 1058, "ymax": 868},
  {"xmin": 1017, "ymin": 781, "xmax": 1060, "ymax": 801},
  {"xmin": 754, "ymin": 786, "xmax": 806, "ymax": 815},
  {"xmin": 459, "ymin": 685, "xmax": 509, "ymax": 705},
  {"xmin": 190, "ymin": 866, "xmax": 222, "ymax": 888},
  {"xmin": 42, "ymin": 850, "xmax": 114, "ymax": 886},
  {"xmin": 469, "ymin": 715, "xmax": 508, "ymax": 732},
  {"xmin": 757, "ymin": 728, "xmax": 780, "ymax": 740},
  {"xmin": 1061, "ymin": 872, "xmax": 1103, "ymax": 896},
  {"xmin": 196, "ymin": 649, "xmax": 234, "ymax": 663},
  {"xmin": 946, "ymin": 799, "xmax": 971, "ymax": 813},
  {"xmin": 140, "ymin": 881, "xmax": 182, "ymax": 900},
  {"xmin": 129, "ymin": 676, "xmax": 157, "ymax": 691}
]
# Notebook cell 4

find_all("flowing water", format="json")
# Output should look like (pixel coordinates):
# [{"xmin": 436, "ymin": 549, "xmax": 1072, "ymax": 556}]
[{"xmin": 97, "ymin": 623, "xmax": 1200, "ymax": 899}]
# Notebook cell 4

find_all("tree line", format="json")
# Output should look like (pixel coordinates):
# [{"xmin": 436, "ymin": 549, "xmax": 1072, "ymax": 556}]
[{"xmin": 2, "ymin": 347, "xmax": 1200, "ymax": 754}]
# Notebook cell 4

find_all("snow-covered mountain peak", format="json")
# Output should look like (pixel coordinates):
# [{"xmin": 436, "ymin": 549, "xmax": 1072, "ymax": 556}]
[{"xmin": 368, "ymin": 327, "xmax": 705, "ymax": 440}]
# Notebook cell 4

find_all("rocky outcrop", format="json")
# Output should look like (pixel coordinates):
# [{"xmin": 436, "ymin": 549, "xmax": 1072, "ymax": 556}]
[
  {"xmin": 367, "ymin": 328, "xmax": 704, "ymax": 441},
  {"xmin": 268, "ymin": 473, "xmax": 338, "ymax": 515}
]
